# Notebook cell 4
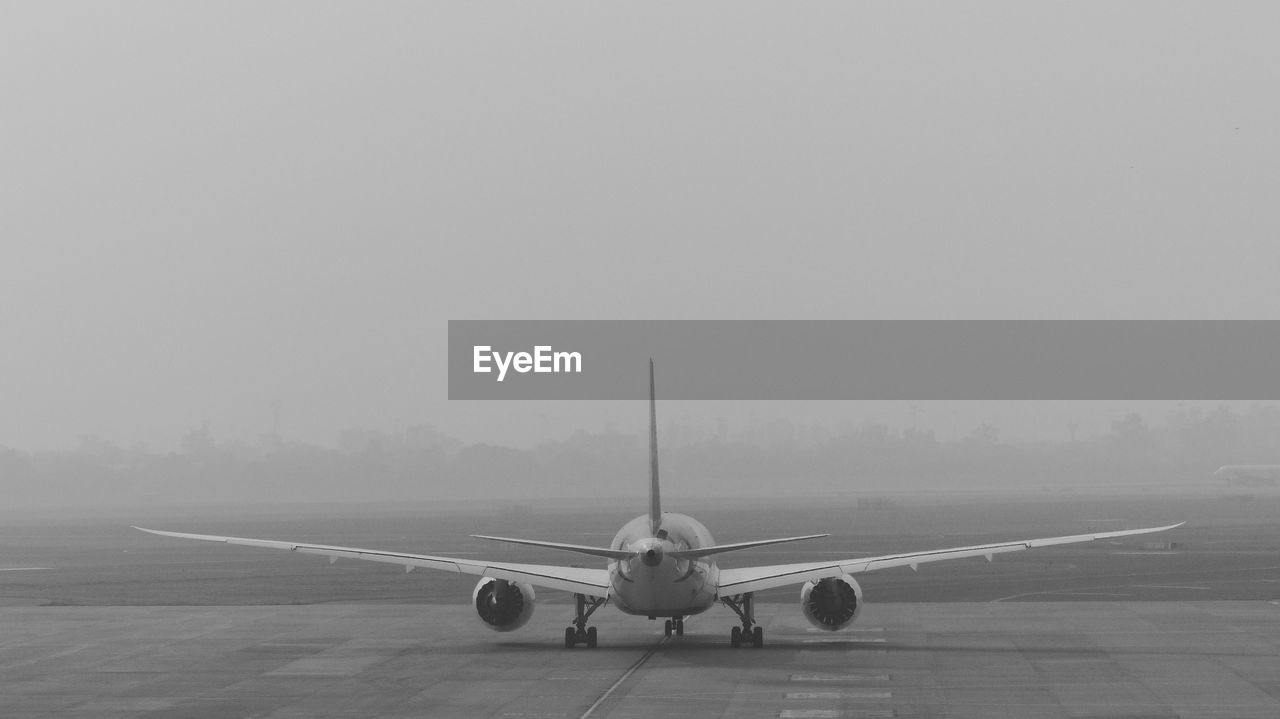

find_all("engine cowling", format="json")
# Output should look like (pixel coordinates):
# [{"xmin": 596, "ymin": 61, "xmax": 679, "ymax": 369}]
[
  {"xmin": 472, "ymin": 578, "xmax": 535, "ymax": 632},
  {"xmin": 800, "ymin": 575, "xmax": 863, "ymax": 631}
]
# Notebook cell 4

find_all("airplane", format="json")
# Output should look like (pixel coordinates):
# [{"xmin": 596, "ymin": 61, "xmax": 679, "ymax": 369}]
[
  {"xmin": 136, "ymin": 362, "xmax": 1182, "ymax": 648},
  {"xmin": 1213, "ymin": 464, "xmax": 1280, "ymax": 487}
]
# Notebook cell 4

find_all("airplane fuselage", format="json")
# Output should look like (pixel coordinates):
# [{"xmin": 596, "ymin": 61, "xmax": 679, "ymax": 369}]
[{"xmin": 608, "ymin": 512, "xmax": 720, "ymax": 617}]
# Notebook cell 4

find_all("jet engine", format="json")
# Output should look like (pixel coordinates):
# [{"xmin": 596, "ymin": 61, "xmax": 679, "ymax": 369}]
[
  {"xmin": 800, "ymin": 575, "xmax": 863, "ymax": 631},
  {"xmin": 472, "ymin": 577, "xmax": 535, "ymax": 632}
]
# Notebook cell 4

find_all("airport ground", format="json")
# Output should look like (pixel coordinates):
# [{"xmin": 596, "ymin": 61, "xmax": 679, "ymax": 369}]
[
  {"xmin": 3, "ymin": 490, "xmax": 1279, "ymax": 717},
  {"xmin": 5, "ymin": 601, "xmax": 1280, "ymax": 718}
]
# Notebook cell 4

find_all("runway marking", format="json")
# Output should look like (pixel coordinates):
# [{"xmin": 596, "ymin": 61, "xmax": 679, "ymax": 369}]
[
  {"xmin": 802, "ymin": 637, "xmax": 886, "ymax": 644},
  {"xmin": 806, "ymin": 627, "xmax": 883, "ymax": 633},
  {"xmin": 1111, "ymin": 551, "xmax": 1181, "ymax": 555},
  {"xmin": 990, "ymin": 589, "xmax": 1131, "ymax": 602},
  {"xmin": 0, "ymin": 643, "xmax": 95, "ymax": 671},
  {"xmin": 72, "ymin": 698, "xmax": 178, "ymax": 713},
  {"xmin": 0, "ymin": 567, "xmax": 51, "ymax": 571},
  {"xmin": 993, "ymin": 580, "xmax": 1218, "ymax": 602},
  {"xmin": 578, "ymin": 636, "xmax": 669, "ymax": 719},
  {"xmin": 791, "ymin": 674, "xmax": 890, "ymax": 682},
  {"xmin": 268, "ymin": 656, "xmax": 382, "ymax": 676},
  {"xmin": 786, "ymin": 691, "xmax": 893, "ymax": 699},
  {"xmin": 778, "ymin": 706, "xmax": 890, "ymax": 711}
]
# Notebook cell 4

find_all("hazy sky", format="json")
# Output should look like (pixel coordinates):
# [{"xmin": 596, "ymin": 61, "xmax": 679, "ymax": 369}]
[{"xmin": 3, "ymin": 3, "xmax": 1279, "ymax": 450}]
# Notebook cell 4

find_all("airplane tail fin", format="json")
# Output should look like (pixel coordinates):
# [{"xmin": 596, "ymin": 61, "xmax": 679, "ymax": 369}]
[{"xmin": 649, "ymin": 359, "xmax": 661, "ymax": 535}]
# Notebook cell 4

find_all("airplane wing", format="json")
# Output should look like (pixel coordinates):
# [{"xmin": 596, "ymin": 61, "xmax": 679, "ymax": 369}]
[
  {"xmin": 133, "ymin": 527, "xmax": 611, "ymax": 597},
  {"xmin": 716, "ymin": 522, "xmax": 1183, "ymax": 596}
]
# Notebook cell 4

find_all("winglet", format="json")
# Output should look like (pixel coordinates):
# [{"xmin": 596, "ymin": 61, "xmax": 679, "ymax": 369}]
[{"xmin": 649, "ymin": 359, "xmax": 661, "ymax": 535}]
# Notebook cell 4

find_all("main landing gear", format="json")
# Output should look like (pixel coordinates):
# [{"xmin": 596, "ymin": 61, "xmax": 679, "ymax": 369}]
[
  {"xmin": 564, "ymin": 593, "xmax": 606, "ymax": 648},
  {"xmin": 663, "ymin": 616, "xmax": 685, "ymax": 637},
  {"xmin": 721, "ymin": 593, "xmax": 763, "ymax": 648}
]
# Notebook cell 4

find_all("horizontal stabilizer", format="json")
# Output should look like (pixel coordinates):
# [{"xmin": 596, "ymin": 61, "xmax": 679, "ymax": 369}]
[
  {"xmin": 667, "ymin": 533, "xmax": 828, "ymax": 559},
  {"xmin": 471, "ymin": 535, "xmax": 633, "ymax": 560}
]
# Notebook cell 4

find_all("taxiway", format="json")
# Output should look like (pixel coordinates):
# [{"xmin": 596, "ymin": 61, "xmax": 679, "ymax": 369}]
[{"xmin": 4, "ymin": 601, "xmax": 1279, "ymax": 718}]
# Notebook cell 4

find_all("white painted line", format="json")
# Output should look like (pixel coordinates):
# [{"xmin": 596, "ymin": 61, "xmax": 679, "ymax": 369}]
[
  {"xmin": 579, "ymin": 636, "xmax": 668, "ymax": 719},
  {"xmin": 806, "ymin": 627, "xmax": 884, "ymax": 633},
  {"xmin": 991, "ymin": 589, "xmax": 1131, "ymax": 602},
  {"xmin": 0, "ymin": 643, "xmax": 95, "ymax": 672},
  {"xmin": 1128, "ymin": 584, "xmax": 1210, "ymax": 590},
  {"xmin": 803, "ymin": 637, "xmax": 886, "ymax": 644},
  {"xmin": 799, "ymin": 649, "xmax": 886, "ymax": 656},
  {"xmin": 267, "ymin": 656, "xmax": 382, "ymax": 676},
  {"xmin": 791, "ymin": 674, "xmax": 890, "ymax": 682},
  {"xmin": 779, "ymin": 711, "xmax": 842, "ymax": 718},
  {"xmin": 1111, "ymin": 551, "xmax": 1181, "ymax": 555},
  {"xmin": 786, "ymin": 691, "xmax": 893, "ymax": 699}
]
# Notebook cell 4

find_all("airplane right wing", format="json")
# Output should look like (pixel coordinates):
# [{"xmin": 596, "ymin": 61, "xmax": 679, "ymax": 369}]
[
  {"xmin": 716, "ymin": 522, "xmax": 1183, "ymax": 596},
  {"xmin": 134, "ymin": 527, "xmax": 611, "ymax": 597}
]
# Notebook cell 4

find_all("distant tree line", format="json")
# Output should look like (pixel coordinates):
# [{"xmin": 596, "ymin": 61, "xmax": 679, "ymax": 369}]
[{"xmin": 3, "ymin": 405, "xmax": 1279, "ymax": 508}]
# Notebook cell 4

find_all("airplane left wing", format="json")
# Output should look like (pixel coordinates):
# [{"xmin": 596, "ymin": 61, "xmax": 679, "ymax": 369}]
[
  {"xmin": 133, "ymin": 527, "xmax": 611, "ymax": 597},
  {"xmin": 716, "ymin": 522, "xmax": 1183, "ymax": 596}
]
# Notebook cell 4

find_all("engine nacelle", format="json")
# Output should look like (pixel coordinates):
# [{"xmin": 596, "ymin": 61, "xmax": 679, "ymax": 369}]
[
  {"xmin": 472, "ymin": 577, "xmax": 535, "ymax": 632},
  {"xmin": 800, "ymin": 575, "xmax": 863, "ymax": 631}
]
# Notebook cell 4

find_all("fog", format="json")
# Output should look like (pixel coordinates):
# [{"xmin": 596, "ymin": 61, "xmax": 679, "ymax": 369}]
[
  {"xmin": 4, "ymin": 4, "xmax": 1279, "ymax": 495},
  {"xmin": 4, "ymin": 401, "xmax": 1278, "ymax": 510}
]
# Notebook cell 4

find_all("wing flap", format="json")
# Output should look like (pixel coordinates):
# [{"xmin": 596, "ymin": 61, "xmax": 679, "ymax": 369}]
[
  {"xmin": 717, "ymin": 522, "xmax": 1183, "ymax": 596},
  {"xmin": 133, "ymin": 527, "xmax": 611, "ymax": 597}
]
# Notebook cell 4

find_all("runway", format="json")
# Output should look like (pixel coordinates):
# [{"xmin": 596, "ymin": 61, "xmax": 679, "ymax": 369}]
[{"xmin": 5, "ymin": 601, "xmax": 1280, "ymax": 718}]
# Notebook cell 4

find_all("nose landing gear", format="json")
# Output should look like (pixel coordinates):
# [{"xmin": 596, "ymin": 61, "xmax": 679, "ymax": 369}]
[{"xmin": 663, "ymin": 616, "xmax": 685, "ymax": 637}]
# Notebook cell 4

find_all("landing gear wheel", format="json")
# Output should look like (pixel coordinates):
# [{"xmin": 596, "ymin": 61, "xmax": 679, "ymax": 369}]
[
  {"xmin": 664, "ymin": 619, "xmax": 673, "ymax": 637},
  {"xmin": 675, "ymin": 618, "xmax": 684, "ymax": 636},
  {"xmin": 568, "ymin": 593, "xmax": 606, "ymax": 649},
  {"xmin": 721, "ymin": 592, "xmax": 758, "ymax": 649}
]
